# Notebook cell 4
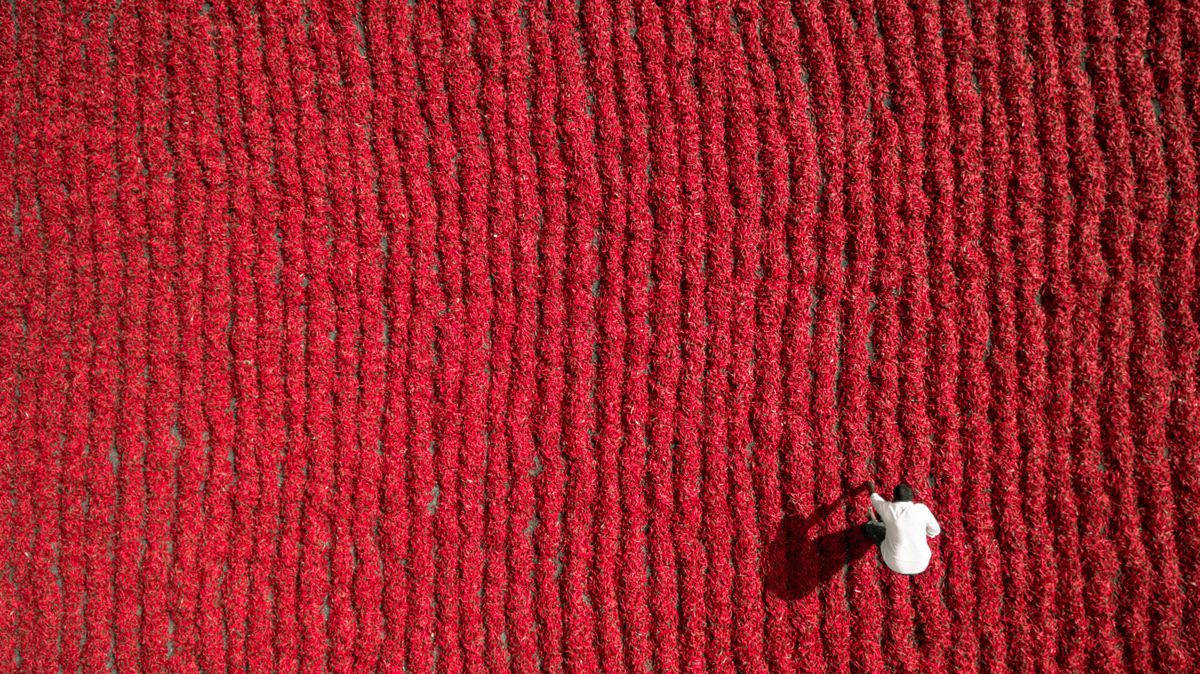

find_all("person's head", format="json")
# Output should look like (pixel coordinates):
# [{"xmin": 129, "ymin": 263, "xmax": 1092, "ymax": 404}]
[{"xmin": 893, "ymin": 483, "xmax": 915, "ymax": 502}]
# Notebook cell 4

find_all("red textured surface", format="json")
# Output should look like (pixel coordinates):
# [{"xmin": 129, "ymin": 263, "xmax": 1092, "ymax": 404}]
[{"xmin": 2, "ymin": 0, "xmax": 1199, "ymax": 670}]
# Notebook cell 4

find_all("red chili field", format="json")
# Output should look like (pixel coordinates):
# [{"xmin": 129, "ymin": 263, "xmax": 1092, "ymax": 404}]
[{"xmin": 2, "ymin": 0, "xmax": 1198, "ymax": 671}]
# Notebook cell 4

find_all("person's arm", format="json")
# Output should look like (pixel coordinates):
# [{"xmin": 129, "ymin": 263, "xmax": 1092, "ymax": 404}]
[
  {"xmin": 925, "ymin": 508, "xmax": 941, "ymax": 537},
  {"xmin": 870, "ymin": 492, "xmax": 888, "ymax": 519}
]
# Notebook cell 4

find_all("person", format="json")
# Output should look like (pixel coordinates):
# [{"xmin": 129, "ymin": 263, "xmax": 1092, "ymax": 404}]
[{"xmin": 863, "ymin": 481, "xmax": 941, "ymax": 575}]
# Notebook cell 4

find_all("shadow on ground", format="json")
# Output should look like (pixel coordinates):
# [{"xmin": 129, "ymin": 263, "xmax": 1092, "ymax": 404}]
[{"xmin": 764, "ymin": 488, "xmax": 876, "ymax": 600}]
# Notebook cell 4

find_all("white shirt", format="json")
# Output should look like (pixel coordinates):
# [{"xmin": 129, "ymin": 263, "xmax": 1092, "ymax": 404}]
[{"xmin": 870, "ymin": 493, "xmax": 941, "ymax": 575}]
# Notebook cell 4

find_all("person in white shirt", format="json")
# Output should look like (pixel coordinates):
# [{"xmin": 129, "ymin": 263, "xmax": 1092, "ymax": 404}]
[{"xmin": 863, "ymin": 481, "xmax": 941, "ymax": 575}]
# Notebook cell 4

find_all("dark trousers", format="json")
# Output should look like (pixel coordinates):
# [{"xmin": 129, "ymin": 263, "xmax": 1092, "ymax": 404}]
[{"xmin": 864, "ymin": 521, "xmax": 886, "ymax": 545}]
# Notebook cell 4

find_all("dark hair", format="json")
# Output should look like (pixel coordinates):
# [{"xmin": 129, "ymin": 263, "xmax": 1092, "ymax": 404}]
[{"xmin": 894, "ymin": 483, "xmax": 915, "ymax": 502}]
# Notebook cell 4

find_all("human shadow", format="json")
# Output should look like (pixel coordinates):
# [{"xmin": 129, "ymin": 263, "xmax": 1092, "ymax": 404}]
[{"xmin": 764, "ymin": 485, "xmax": 876, "ymax": 600}]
